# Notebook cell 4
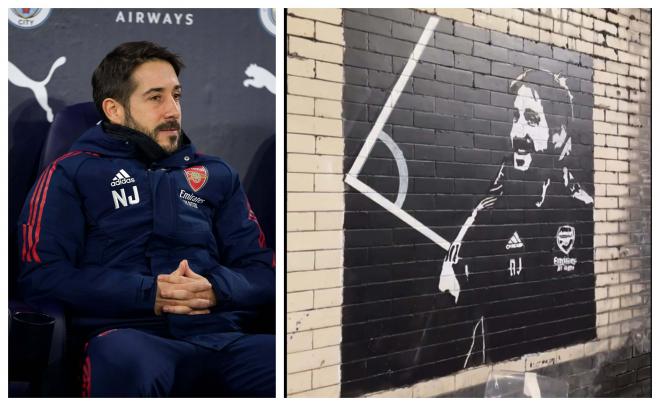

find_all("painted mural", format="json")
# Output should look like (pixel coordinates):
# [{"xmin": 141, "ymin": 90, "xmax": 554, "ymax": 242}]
[{"xmin": 342, "ymin": 9, "xmax": 595, "ymax": 396}]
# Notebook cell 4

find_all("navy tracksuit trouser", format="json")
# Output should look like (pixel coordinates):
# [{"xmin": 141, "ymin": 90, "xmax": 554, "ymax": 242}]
[{"xmin": 82, "ymin": 328, "xmax": 274, "ymax": 397}]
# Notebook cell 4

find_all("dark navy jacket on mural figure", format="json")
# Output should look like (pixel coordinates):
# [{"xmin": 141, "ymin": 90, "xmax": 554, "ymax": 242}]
[
  {"xmin": 437, "ymin": 156, "xmax": 595, "ymax": 367},
  {"xmin": 18, "ymin": 122, "xmax": 275, "ymax": 350}
]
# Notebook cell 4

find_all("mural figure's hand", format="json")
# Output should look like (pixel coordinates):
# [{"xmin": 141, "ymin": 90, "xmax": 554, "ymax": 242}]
[{"xmin": 473, "ymin": 195, "xmax": 498, "ymax": 215}]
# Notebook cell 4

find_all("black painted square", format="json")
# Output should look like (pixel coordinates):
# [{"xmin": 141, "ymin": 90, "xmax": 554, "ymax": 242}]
[{"xmin": 342, "ymin": 9, "xmax": 595, "ymax": 397}]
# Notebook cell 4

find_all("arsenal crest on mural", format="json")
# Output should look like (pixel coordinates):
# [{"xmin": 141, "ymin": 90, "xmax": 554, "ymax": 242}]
[{"xmin": 184, "ymin": 166, "xmax": 208, "ymax": 192}]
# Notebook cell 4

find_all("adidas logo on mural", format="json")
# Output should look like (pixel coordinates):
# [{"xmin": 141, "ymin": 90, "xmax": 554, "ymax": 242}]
[{"xmin": 505, "ymin": 232, "xmax": 524, "ymax": 250}]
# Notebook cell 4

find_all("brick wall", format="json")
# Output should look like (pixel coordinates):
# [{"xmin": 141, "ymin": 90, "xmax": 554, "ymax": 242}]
[
  {"xmin": 286, "ymin": 8, "xmax": 345, "ymax": 397},
  {"xmin": 286, "ymin": 8, "xmax": 650, "ymax": 397}
]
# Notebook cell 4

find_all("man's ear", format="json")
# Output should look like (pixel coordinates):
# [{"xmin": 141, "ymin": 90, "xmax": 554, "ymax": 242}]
[{"xmin": 102, "ymin": 98, "xmax": 125, "ymax": 125}]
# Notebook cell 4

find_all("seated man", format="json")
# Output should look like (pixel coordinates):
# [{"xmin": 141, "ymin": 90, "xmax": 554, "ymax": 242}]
[{"xmin": 17, "ymin": 41, "xmax": 275, "ymax": 397}]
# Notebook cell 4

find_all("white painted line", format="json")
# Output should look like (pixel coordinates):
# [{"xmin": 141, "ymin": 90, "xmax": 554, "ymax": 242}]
[
  {"xmin": 345, "ymin": 174, "xmax": 451, "ymax": 251},
  {"xmin": 344, "ymin": 16, "xmax": 454, "ymax": 252},
  {"xmin": 377, "ymin": 130, "xmax": 408, "ymax": 208},
  {"xmin": 347, "ymin": 16, "xmax": 439, "ymax": 177}
]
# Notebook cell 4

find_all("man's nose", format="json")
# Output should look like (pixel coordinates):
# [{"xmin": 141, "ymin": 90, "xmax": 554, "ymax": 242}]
[
  {"xmin": 510, "ymin": 121, "xmax": 525, "ymax": 139},
  {"xmin": 163, "ymin": 95, "xmax": 181, "ymax": 120}
]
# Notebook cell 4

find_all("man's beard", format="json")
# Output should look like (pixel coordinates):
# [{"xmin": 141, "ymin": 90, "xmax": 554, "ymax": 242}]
[
  {"xmin": 511, "ymin": 135, "xmax": 535, "ymax": 171},
  {"xmin": 124, "ymin": 111, "xmax": 181, "ymax": 154}
]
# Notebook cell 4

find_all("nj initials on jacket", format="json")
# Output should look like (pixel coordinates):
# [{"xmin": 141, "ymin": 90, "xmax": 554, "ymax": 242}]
[{"xmin": 112, "ymin": 186, "xmax": 140, "ymax": 209}]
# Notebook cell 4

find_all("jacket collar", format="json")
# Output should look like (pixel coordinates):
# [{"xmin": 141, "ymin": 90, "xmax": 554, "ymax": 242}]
[{"xmin": 72, "ymin": 122, "xmax": 198, "ymax": 167}]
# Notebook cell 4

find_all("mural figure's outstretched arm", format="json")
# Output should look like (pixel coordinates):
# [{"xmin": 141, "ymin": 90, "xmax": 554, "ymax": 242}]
[{"xmin": 438, "ymin": 195, "xmax": 498, "ymax": 302}]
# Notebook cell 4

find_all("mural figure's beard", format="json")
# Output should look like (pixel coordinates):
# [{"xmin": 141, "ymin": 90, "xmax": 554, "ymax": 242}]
[{"xmin": 512, "ymin": 135, "xmax": 535, "ymax": 171}]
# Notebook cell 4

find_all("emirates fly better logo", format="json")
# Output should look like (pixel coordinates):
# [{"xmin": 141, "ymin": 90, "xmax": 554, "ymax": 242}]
[{"xmin": 184, "ymin": 166, "xmax": 208, "ymax": 192}]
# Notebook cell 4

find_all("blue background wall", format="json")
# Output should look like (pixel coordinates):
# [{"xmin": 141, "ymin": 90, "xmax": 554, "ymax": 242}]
[{"xmin": 8, "ymin": 8, "xmax": 276, "ymax": 295}]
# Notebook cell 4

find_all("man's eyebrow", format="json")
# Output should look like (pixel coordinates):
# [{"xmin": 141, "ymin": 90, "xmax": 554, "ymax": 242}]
[
  {"xmin": 142, "ymin": 85, "xmax": 181, "ymax": 96},
  {"xmin": 143, "ymin": 87, "xmax": 164, "ymax": 96}
]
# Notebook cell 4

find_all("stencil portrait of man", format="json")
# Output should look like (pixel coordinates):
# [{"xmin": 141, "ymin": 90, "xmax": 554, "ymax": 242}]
[{"xmin": 437, "ymin": 68, "xmax": 596, "ymax": 368}]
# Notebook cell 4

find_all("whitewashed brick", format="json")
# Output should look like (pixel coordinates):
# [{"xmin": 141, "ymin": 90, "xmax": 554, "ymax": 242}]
[
  {"xmin": 287, "ymin": 345, "xmax": 340, "ymax": 373},
  {"xmin": 287, "ymin": 250, "xmax": 315, "ymax": 271},
  {"xmin": 287, "ymin": 268, "xmax": 342, "ymax": 292},
  {"xmin": 287, "ymin": 307, "xmax": 342, "ymax": 334},
  {"xmin": 412, "ymin": 375, "xmax": 456, "ymax": 397},
  {"xmin": 315, "ymin": 134, "xmax": 344, "ymax": 154},
  {"xmin": 287, "ymin": 370, "xmax": 312, "ymax": 394},
  {"xmin": 287, "ymin": 230, "xmax": 343, "ymax": 251},
  {"xmin": 607, "ymin": 11, "xmax": 629, "ymax": 27},
  {"xmin": 608, "ymin": 283, "xmax": 631, "ymax": 298},
  {"xmin": 315, "ymin": 98, "xmax": 342, "ymax": 120},
  {"xmin": 288, "ymin": 15, "xmax": 315, "ymax": 38},
  {"xmin": 315, "ymin": 211, "xmax": 343, "ymax": 230},
  {"xmin": 605, "ymin": 111, "xmax": 628, "ymax": 124},
  {"xmin": 287, "ymin": 331, "xmax": 313, "ymax": 353},
  {"xmin": 314, "ymin": 287, "xmax": 342, "ymax": 308},
  {"xmin": 509, "ymin": 21, "xmax": 539, "ymax": 41},
  {"xmin": 288, "ymin": 290, "xmax": 314, "ymax": 312},
  {"xmin": 597, "ymin": 297, "xmax": 620, "ymax": 313},
  {"xmin": 435, "ymin": 8, "xmax": 473, "ymax": 24},
  {"xmin": 287, "ymin": 173, "xmax": 314, "ymax": 192},
  {"xmin": 312, "ymin": 365, "xmax": 340, "ymax": 388},
  {"xmin": 474, "ymin": 11, "xmax": 507, "ymax": 32},
  {"xmin": 368, "ymin": 387, "xmax": 413, "ymax": 397},
  {"xmin": 455, "ymin": 365, "xmax": 492, "ymax": 389},
  {"xmin": 288, "ymin": 95, "xmax": 314, "ymax": 115},
  {"xmin": 289, "ymin": 36, "xmax": 343, "ymax": 64},
  {"xmin": 605, "ymin": 159, "xmax": 629, "ymax": 172},
  {"xmin": 287, "ymin": 212, "xmax": 315, "ymax": 231},
  {"xmin": 288, "ymin": 56, "xmax": 315, "ymax": 77},
  {"xmin": 288, "ymin": 76, "xmax": 342, "ymax": 100},
  {"xmin": 289, "ymin": 8, "xmax": 342, "ymax": 25},
  {"xmin": 288, "ymin": 133, "xmax": 316, "ymax": 154},
  {"xmin": 288, "ymin": 153, "xmax": 343, "ymax": 174},
  {"xmin": 315, "ymin": 61, "xmax": 343, "ymax": 83},
  {"xmin": 288, "ymin": 192, "xmax": 343, "ymax": 212},
  {"xmin": 289, "ymin": 385, "xmax": 340, "ymax": 397},
  {"xmin": 316, "ymin": 22, "xmax": 344, "ymax": 46},
  {"xmin": 594, "ymin": 19, "xmax": 617, "ymax": 35},
  {"xmin": 594, "ymin": 45, "xmax": 618, "ymax": 61},
  {"xmin": 491, "ymin": 8, "xmax": 523, "ymax": 23},
  {"xmin": 595, "ymin": 247, "xmax": 620, "ymax": 260},
  {"xmin": 609, "ymin": 309, "xmax": 632, "ymax": 324},
  {"xmin": 315, "ymin": 249, "xmax": 343, "ymax": 269},
  {"xmin": 315, "ymin": 173, "xmax": 345, "ymax": 192},
  {"xmin": 288, "ymin": 115, "xmax": 342, "ymax": 137},
  {"xmin": 313, "ymin": 325, "xmax": 342, "ymax": 348}
]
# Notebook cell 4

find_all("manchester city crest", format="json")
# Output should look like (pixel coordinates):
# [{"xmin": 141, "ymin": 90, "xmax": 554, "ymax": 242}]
[
  {"xmin": 9, "ymin": 8, "xmax": 52, "ymax": 29},
  {"xmin": 259, "ymin": 8, "xmax": 275, "ymax": 37}
]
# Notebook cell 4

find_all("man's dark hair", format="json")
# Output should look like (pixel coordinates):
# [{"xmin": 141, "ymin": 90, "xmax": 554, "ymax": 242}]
[
  {"xmin": 509, "ymin": 69, "xmax": 575, "ymax": 132},
  {"xmin": 92, "ymin": 41, "xmax": 185, "ymax": 120}
]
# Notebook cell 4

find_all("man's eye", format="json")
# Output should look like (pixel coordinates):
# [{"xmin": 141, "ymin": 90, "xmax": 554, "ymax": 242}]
[
  {"xmin": 173, "ymin": 93, "xmax": 181, "ymax": 101},
  {"xmin": 151, "ymin": 95, "xmax": 161, "ymax": 101}
]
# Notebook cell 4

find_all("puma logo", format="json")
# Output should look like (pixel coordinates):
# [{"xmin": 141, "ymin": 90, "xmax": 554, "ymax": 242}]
[
  {"xmin": 8, "ymin": 56, "xmax": 66, "ymax": 122},
  {"xmin": 243, "ymin": 63, "xmax": 275, "ymax": 95}
]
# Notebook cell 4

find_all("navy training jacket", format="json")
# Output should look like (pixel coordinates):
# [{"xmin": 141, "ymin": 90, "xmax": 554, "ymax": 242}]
[{"xmin": 17, "ymin": 123, "xmax": 275, "ymax": 350}]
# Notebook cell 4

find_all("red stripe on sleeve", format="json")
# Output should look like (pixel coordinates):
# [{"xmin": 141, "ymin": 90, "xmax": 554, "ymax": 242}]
[
  {"xmin": 25, "ymin": 169, "xmax": 49, "ymax": 262},
  {"xmin": 27, "ymin": 151, "xmax": 82, "ymax": 263},
  {"xmin": 21, "ymin": 224, "xmax": 27, "ymax": 262}
]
